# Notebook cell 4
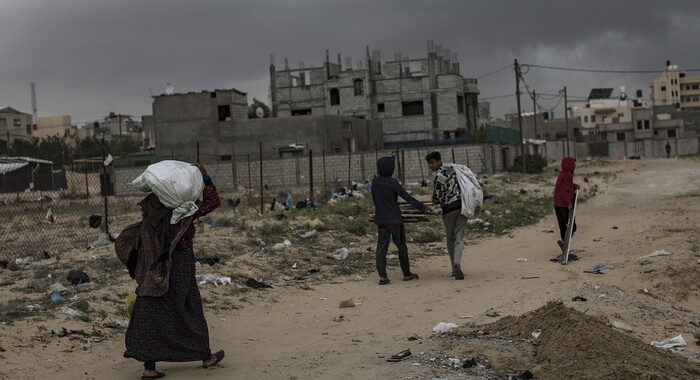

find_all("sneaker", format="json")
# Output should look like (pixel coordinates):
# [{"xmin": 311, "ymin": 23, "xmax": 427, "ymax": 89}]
[{"xmin": 453, "ymin": 265, "xmax": 465, "ymax": 280}]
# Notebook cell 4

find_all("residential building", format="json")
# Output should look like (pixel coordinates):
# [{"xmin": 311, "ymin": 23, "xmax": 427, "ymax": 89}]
[
  {"xmin": 35, "ymin": 115, "xmax": 72, "ymax": 138},
  {"xmin": 269, "ymin": 41, "xmax": 480, "ymax": 145},
  {"xmin": 599, "ymin": 106, "xmax": 687, "ymax": 142},
  {"xmin": 0, "ymin": 107, "xmax": 33, "ymax": 143},
  {"xmin": 649, "ymin": 62, "xmax": 700, "ymax": 110},
  {"xmin": 568, "ymin": 87, "xmax": 647, "ymax": 135},
  {"xmin": 505, "ymin": 112, "xmax": 582, "ymax": 140},
  {"xmin": 151, "ymin": 89, "xmax": 382, "ymax": 160},
  {"xmin": 91, "ymin": 112, "xmax": 143, "ymax": 142}
]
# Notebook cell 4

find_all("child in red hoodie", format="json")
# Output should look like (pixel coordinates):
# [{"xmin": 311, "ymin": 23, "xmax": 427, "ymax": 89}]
[{"xmin": 553, "ymin": 157, "xmax": 580, "ymax": 250}]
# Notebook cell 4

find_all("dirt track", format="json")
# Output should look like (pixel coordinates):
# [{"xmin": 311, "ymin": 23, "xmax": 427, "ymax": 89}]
[{"xmin": 2, "ymin": 158, "xmax": 700, "ymax": 379}]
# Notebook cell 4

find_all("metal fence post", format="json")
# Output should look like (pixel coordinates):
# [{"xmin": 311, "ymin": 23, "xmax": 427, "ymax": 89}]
[
  {"xmin": 309, "ymin": 150, "xmax": 314, "ymax": 203},
  {"xmin": 259, "ymin": 142, "xmax": 263, "ymax": 214},
  {"xmin": 85, "ymin": 171, "xmax": 89, "ymax": 197},
  {"xmin": 322, "ymin": 149, "xmax": 327, "ymax": 197},
  {"xmin": 231, "ymin": 145, "xmax": 238, "ymax": 190}
]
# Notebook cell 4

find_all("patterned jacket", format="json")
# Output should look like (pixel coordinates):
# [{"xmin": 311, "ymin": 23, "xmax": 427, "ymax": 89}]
[{"xmin": 432, "ymin": 166, "xmax": 462, "ymax": 213}]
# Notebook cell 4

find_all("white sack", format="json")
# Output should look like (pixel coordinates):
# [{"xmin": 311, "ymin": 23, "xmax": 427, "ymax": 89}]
[{"xmin": 444, "ymin": 164, "xmax": 483, "ymax": 217}]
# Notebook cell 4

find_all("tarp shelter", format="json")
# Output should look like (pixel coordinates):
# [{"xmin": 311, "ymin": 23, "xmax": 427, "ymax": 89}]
[{"xmin": 0, "ymin": 157, "xmax": 54, "ymax": 193}]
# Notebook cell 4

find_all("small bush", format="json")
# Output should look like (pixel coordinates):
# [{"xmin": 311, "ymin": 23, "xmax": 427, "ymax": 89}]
[
  {"xmin": 413, "ymin": 229, "xmax": 443, "ymax": 243},
  {"xmin": 345, "ymin": 218, "xmax": 368, "ymax": 236},
  {"xmin": 510, "ymin": 154, "xmax": 547, "ymax": 174},
  {"xmin": 258, "ymin": 221, "xmax": 287, "ymax": 236}
]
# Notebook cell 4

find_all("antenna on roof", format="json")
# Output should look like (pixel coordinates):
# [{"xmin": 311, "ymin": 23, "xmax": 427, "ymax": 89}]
[
  {"xmin": 165, "ymin": 82, "xmax": 175, "ymax": 95},
  {"xmin": 30, "ymin": 82, "xmax": 38, "ymax": 128}
]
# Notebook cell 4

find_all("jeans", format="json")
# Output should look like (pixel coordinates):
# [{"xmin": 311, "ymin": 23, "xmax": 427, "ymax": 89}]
[
  {"xmin": 375, "ymin": 224, "xmax": 412, "ymax": 278},
  {"xmin": 442, "ymin": 210, "xmax": 468, "ymax": 266}
]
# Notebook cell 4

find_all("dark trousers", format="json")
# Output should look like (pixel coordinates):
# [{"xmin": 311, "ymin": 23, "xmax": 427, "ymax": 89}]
[
  {"xmin": 376, "ymin": 224, "xmax": 411, "ymax": 278},
  {"xmin": 555, "ymin": 206, "xmax": 577, "ymax": 241}
]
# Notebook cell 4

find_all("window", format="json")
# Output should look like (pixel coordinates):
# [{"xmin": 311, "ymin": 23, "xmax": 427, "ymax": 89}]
[
  {"xmin": 457, "ymin": 95, "xmax": 464, "ymax": 114},
  {"xmin": 217, "ymin": 105, "xmax": 231, "ymax": 121},
  {"xmin": 329, "ymin": 88, "xmax": 340, "ymax": 105},
  {"xmin": 13, "ymin": 119, "xmax": 21, "ymax": 126},
  {"xmin": 644, "ymin": 120, "xmax": 650, "ymax": 130},
  {"xmin": 210, "ymin": 92, "xmax": 217, "ymax": 98},
  {"xmin": 353, "ymin": 79, "xmax": 364, "ymax": 96},
  {"xmin": 377, "ymin": 103, "xmax": 385, "ymax": 113},
  {"xmin": 0, "ymin": 118, "xmax": 6, "ymax": 126},
  {"xmin": 26, "ymin": 125, "xmax": 32, "ymax": 134},
  {"xmin": 693, "ymin": 84, "xmax": 700, "ymax": 90},
  {"xmin": 590, "ymin": 115, "xmax": 596, "ymax": 122},
  {"xmin": 618, "ymin": 113, "xmax": 624, "ymax": 118},
  {"xmin": 443, "ymin": 131, "xmax": 452, "ymax": 139},
  {"xmin": 636, "ymin": 120, "xmax": 643, "ymax": 130},
  {"xmin": 661, "ymin": 86, "xmax": 667, "ymax": 91},
  {"xmin": 401, "ymin": 100, "xmax": 424, "ymax": 116},
  {"xmin": 33, "ymin": 124, "xmax": 37, "ymax": 131},
  {"xmin": 291, "ymin": 108, "xmax": 312, "ymax": 116},
  {"xmin": 341, "ymin": 121, "xmax": 352, "ymax": 131},
  {"xmin": 584, "ymin": 115, "xmax": 589, "ymax": 123},
  {"xmin": 616, "ymin": 132, "xmax": 626, "ymax": 141},
  {"xmin": 219, "ymin": 155, "xmax": 232, "ymax": 161},
  {"xmin": 667, "ymin": 129, "xmax": 677, "ymax": 138}
]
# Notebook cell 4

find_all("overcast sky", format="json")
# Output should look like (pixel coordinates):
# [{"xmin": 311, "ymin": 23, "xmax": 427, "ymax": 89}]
[{"xmin": 1, "ymin": 0, "xmax": 699, "ymax": 123}]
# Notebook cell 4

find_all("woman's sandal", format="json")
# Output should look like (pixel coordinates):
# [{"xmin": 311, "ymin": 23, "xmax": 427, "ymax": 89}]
[
  {"xmin": 141, "ymin": 371, "xmax": 165, "ymax": 380},
  {"xmin": 203, "ymin": 350, "xmax": 225, "ymax": 368}
]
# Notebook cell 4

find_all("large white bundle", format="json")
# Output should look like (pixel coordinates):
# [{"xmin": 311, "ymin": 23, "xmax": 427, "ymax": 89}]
[
  {"xmin": 444, "ymin": 163, "xmax": 483, "ymax": 217},
  {"xmin": 131, "ymin": 160, "xmax": 204, "ymax": 224}
]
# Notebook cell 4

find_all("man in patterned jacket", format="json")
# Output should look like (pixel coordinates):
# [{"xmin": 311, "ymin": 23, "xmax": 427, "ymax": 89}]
[{"xmin": 426, "ymin": 151, "xmax": 468, "ymax": 280}]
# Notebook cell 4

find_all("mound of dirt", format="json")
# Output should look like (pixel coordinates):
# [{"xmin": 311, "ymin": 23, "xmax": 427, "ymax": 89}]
[{"xmin": 484, "ymin": 301, "xmax": 700, "ymax": 380}]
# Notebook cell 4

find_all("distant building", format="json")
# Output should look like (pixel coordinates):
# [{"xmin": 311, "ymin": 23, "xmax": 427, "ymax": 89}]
[
  {"xmin": 269, "ymin": 42, "xmax": 480, "ymax": 145},
  {"xmin": 649, "ymin": 62, "xmax": 700, "ymax": 110},
  {"xmin": 0, "ymin": 107, "xmax": 33, "ymax": 143},
  {"xmin": 598, "ymin": 106, "xmax": 688, "ymax": 143},
  {"xmin": 505, "ymin": 112, "xmax": 582, "ymax": 140},
  {"xmin": 568, "ymin": 88, "xmax": 647, "ymax": 135},
  {"xmin": 90, "ymin": 112, "xmax": 143, "ymax": 142},
  {"xmin": 151, "ymin": 88, "xmax": 382, "ymax": 160},
  {"xmin": 35, "ymin": 115, "xmax": 72, "ymax": 138}
]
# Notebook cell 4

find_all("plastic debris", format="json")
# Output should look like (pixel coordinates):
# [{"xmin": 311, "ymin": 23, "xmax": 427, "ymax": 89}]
[
  {"xmin": 353, "ymin": 275, "xmax": 365, "ymax": 281},
  {"xmin": 386, "ymin": 254, "xmax": 398, "ymax": 260},
  {"xmin": 15, "ymin": 257, "xmax": 32, "ymax": 265},
  {"xmin": 46, "ymin": 208, "xmax": 55, "ymax": 223},
  {"xmin": 197, "ymin": 274, "xmax": 232, "ymax": 286},
  {"xmin": 300, "ymin": 229, "xmax": 317, "ymax": 238},
  {"xmin": 531, "ymin": 329, "xmax": 542, "ymax": 339},
  {"xmin": 640, "ymin": 250, "xmax": 671, "ymax": 259},
  {"xmin": 76, "ymin": 282, "xmax": 97, "ymax": 292},
  {"xmin": 67, "ymin": 269, "xmax": 90, "ymax": 285},
  {"xmin": 50, "ymin": 293, "xmax": 64, "ymax": 302},
  {"xmin": 339, "ymin": 299, "xmax": 356, "ymax": 308},
  {"xmin": 651, "ymin": 334, "xmax": 687, "ymax": 349},
  {"xmin": 517, "ymin": 258, "xmax": 528, "ymax": 262},
  {"xmin": 255, "ymin": 238, "xmax": 266, "ymax": 246},
  {"xmin": 61, "ymin": 306, "xmax": 82, "ymax": 317},
  {"xmin": 48, "ymin": 282, "xmax": 68, "ymax": 294},
  {"xmin": 272, "ymin": 240, "xmax": 292, "ymax": 251},
  {"xmin": 433, "ymin": 322, "xmax": 458, "ymax": 333},
  {"xmin": 245, "ymin": 278, "xmax": 272, "ymax": 290},
  {"xmin": 332, "ymin": 248, "xmax": 352, "ymax": 260},
  {"xmin": 447, "ymin": 357, "xmax": 462, "ymax": 368},
  {"xmin": 611, "ymin": 321, "xmax": 633, "ymax": 332}
]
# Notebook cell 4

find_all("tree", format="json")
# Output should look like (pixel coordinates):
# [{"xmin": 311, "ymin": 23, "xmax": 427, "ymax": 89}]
[{"xmin": 247, "ymin": 98, "xmax": 271, "ymax": 119}]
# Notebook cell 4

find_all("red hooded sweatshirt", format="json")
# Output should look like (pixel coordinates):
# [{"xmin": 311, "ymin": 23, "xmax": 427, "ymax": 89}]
[{"xmin": 553, "ymin": 157, "xmax": 576, "ymax": 208}]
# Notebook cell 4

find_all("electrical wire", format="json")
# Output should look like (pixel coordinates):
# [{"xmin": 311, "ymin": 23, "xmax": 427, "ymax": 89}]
[
  {"xmin": 476, "ymin": 64, "xmax": 513, "ymax": 79},
  {"xmin": 521, "ymin": 63, "xmax": 700, "ymax": 74}
]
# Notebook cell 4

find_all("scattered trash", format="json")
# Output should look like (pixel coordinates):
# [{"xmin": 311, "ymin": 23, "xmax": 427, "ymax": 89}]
[
  {"xmin": 333, "ymin": 315, "xmax": 345, "ymax": 322},
  {"xmin": 15, "ymin": 257, "xmax": 32, "ymax": 265},
  {"xmin": 332, "ymin": 248, "xmax": 352, "ymax": 260},
  {"xmin": 204, "ymin": 218, "xmax": 220, "ymax": 228},
  {"xmin": 103, "ymin": 320, "xmax": 129, "ymax": 329},
  {"xmin": 531, "ymin": 329, "xmax": 542, "ymax": 339},
  {"xmin": 462, "ymin": 357, "xmax": 477, "ymax": 368},
  {"xmin": 571, "ymin": 296, "xmax": 587, "ymax": 302},
  {"xmin": 611, "ymin": 321, "xmax": 634, "ymax": 332},
  {"xmin": 48, "ymin": 282, "xmax": 68, "ymax": 294},
  {"xmin": 386, "ymin": 349, "xmax": 412, "ymax": 362},
  {"xmin": 272, "ymin": 240, "xmax": 292, "ymax": 251},
  {"xmin": 245, "ymin": 278, "xmax": 272, "ymax": 290},
  {"xmin": 255, "ymin": 238, "xmax": 266, "ymax": 246},
  {"xmin": 651, "ymin": 334, "xmax": 687, "ymax": 349},
  {"xmin": 447, "ymin": 357, "xmax": 462, "ymax": 368},
  {"xmin": 407, "ymin": 335, "xmax": 421, "ymax": 341},
  {"xmin": 292, "ymin": 263, "xmax": 298, "ymax": 269},
  {"xmin": 550, "ymin": 253, "xmax": 578, "ymax": 263},
  {"xmin": 517, "ymin": 258, "xmax": 528, "ymax": 262},
  {"xmin": 50, "ymin": 293, "xmax": 64, "ymax": 302},
  {"xmin": 76, "ymin": 282, "xmax": 97, "ymax": 292},
  {"xmin": 61, "ymin": 306, "xmax": 82, "ymax": 317},
  {"xmin": 339, "ymin": 299, "xmax": 356, "ymax": 308},
  {"xmin": 432, "ymin": 322, "xmax": 458, "ymax": 333},
  {"xmin": 197, "ymin": 274, "xmax": 232, "ymax": 286},
  {"xmin": 353, "ymin": 275, "xmax": 364, "ymax": 281},
  {"xmin": 521, "ymin": 276, "xmax": 539, "ymax": 280},
  {"xmin": 46, "ymin": 208, "xmax": 55, "ymax": 223},
  {"xmin": 90, "ymin": 233, "xmax": 112, "ymax": 248},
  {"xmin": 67, "ymin": 269, "xmax": 90, "ymax": 285},
  {"xmin": 486, "ymin": 311, "xmax": 500, "ymax": 318},
  {"xmin": 598, "ymin": 294, "xmax": 607, "ymax": 299},
  {"xmin": 386, "ymin": 254, "xmax": 398, "ymax": 260},
  {"xmin": 612, "ymin": 226, "xmax": 619, "ymax": 229},
  {"xmin": 88, "ymin": 215, "xmax": 102, "ymax": 229},
  {"xmin": 640, "ymin": 250, "xmax": 671, "ymax": 259},
  {"xmin": 300, "ymin": 229, "xmax": 317, "ymax": 238}
]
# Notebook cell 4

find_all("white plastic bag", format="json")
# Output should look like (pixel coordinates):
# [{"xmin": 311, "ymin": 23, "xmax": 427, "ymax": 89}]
[
  {"xmin": 444, "ymin": 164, "xmax": 483, "ymax": 217},
  {"xmin": 131, "ymin": 161, "xmax": 204, "ymax": 224},
  {"xmin": 651, "ymin": 334, "xmax": 687, "ymax": 349},
  {"xmin": 433, "ymin": 322, "xmax": 458, "ymax": 333}
]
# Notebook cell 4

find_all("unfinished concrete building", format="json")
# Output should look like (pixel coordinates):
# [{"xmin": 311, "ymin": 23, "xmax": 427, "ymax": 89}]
[{"xmin": 269, "ymin": 41, "xmax": 480, "ymax": 146}]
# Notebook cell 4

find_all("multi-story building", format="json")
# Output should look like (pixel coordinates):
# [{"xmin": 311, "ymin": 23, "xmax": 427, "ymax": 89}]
[
  {"xmin": 150, "ymin": 88, "xmax": 382, "ymax": 160},
  {"xmin": 35, "ymin": 115, "xmax": 72, "ymax": 138},
  {"xmin": 568, "ymin": 88, "xmax": 647, "ymax": 135},
  {"xmin": 269, "ymin": 42, "xmax": 480, "ymax": 145},
  {"xmin": 650, "ymin": 62, "xmax": 700, "ymax": 110},
  {"xmin": 88, "ymin": 112, "xmax": 143, "ymax": 143},
  {"xmin": 0, "ymin": 107, "xmax": 33, "ymax": 143}
]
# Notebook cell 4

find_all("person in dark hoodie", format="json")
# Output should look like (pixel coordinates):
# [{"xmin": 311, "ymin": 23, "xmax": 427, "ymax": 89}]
[
  {"xmin": 553, "ymin": 157, "xmax": 580, "ymax": 251},
  {"xmin": 371, "ymin": 157, "xmax": 429, "ymax": 285}
]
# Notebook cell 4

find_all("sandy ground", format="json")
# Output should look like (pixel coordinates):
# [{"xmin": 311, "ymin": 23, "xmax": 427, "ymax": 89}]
[{"xmin": 2, "ymin": 158, "xmax": 700, "ymax": 379}]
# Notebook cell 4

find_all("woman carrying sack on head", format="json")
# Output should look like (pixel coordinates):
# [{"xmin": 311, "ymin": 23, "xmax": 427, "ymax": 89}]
[{"xmin": 116, "ymin": 163, "xmax": 224, "ymax": 379}]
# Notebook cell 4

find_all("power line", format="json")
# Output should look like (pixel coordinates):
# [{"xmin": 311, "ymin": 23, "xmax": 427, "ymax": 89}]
[
  {"xmin": 521, "ymin": 63, "xmax": 700, "ymax": 74},
  {"xmin": 480, "ymin": 92, "xmax": 524, "ymax": 101},
  {"xmin": 476, "ymin": 64, "xmax": 513, "ymax": 79}
]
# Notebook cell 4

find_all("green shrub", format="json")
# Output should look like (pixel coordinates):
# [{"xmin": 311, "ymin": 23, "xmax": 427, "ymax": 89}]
[
  {"xmin": 345, "ymin": 218, "xmax": 368, "ymax": 236},
  {"xmin": 412, "ymin": 229, "xmax": 443, "ymax": 243},
  {"xmin": 510, "ymin": 154, "xmax": 547, "ymax": 174}
]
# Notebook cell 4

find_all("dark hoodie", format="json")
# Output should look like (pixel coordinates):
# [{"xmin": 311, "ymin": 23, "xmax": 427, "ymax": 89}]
[
  {"xmin": 553, "ymin": 157, "xmax": 576, "ymax": 208},
  {"xmin": 371, "ymin": 157, "xmax": 428, "ymax": 225}
]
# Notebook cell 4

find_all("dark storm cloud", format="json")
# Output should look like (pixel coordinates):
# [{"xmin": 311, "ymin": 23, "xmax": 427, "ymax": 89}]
[{"xmin": 1, "ymin": 0, "xmax": 699, "ymax": 122}]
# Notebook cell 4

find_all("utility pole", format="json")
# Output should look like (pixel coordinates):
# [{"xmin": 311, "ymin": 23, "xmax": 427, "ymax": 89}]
[
  {"xmin": 563, "ymin": 86, "xmax": 570, "ymax": 157},
  {"xmin": 514, "ymin": 59, "xmax": 527, "ymax": 173},
  {"xmin": 118, "ymin": 113, "xmax": 123, "ymax": 154},
  {"xmin": 532, "ymin": 89, "xmax": 538, "ymax": 139}
]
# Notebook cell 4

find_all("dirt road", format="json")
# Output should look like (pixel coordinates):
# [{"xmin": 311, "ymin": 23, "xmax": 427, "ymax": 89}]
[{"xmin": 7, "ymin": 158, "xmax": 700, "ymax": 379}]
